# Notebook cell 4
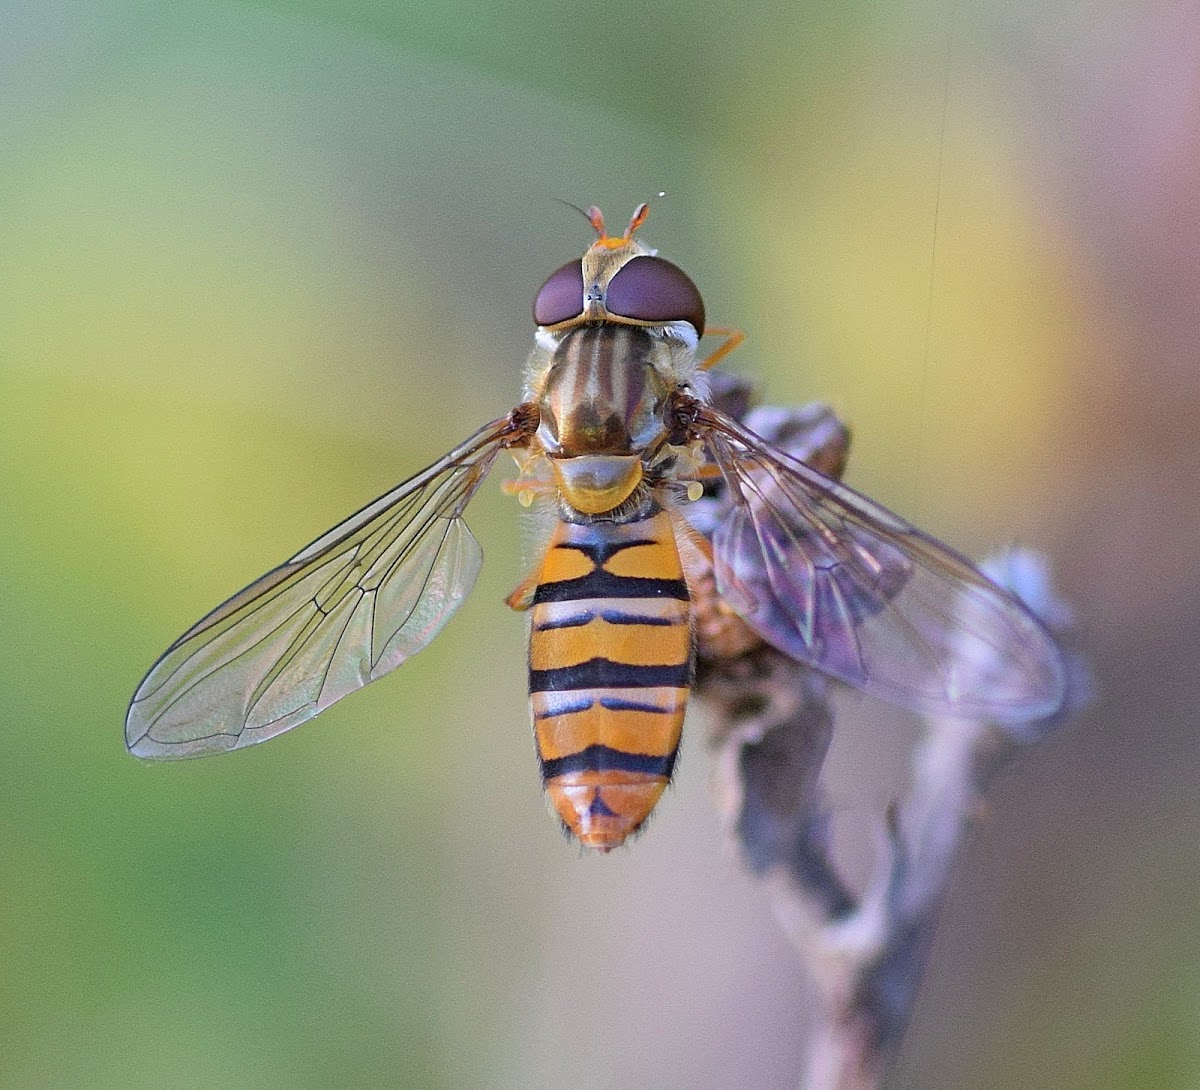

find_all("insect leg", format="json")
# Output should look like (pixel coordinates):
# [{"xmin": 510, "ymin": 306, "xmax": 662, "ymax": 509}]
[{"xmin": 697, "ymin": 327, "xmax": 746, "ymax": 371}]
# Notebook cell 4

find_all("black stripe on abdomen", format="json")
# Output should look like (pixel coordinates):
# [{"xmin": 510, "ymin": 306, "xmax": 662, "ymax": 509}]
[
  {"xmin": 540, "ymin": 743, "xmax": 677, "ymax": 781},
  {"xmin": 532, "ymin": 570, "xmax": 689, "ymax": 604},
  {"xmin": 529, "ymin": 658, "xmax": 692, "ymax": 693}
]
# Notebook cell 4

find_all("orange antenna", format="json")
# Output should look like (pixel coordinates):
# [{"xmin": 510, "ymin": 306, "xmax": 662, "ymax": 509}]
[
  {"xmin": 625, "ymin": 202, "xmax": 650, "ymax": 238},
  {"xmin": 585, "ymin": 205, "xmax": 607, "ymax": 238}
]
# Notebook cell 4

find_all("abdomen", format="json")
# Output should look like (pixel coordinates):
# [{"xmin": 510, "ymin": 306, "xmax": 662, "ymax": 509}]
[{"xmin": 528, "ymin": 509, "xmax": 692, "ymax": 851}]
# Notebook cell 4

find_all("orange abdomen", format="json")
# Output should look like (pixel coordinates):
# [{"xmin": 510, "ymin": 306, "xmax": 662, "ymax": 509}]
[{"xmin": 528, "ymin": 510, "xmax": 692, "ymax": 851}]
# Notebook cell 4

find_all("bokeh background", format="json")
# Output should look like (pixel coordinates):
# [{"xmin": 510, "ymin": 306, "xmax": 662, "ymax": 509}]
[{"xmin": 2, "ymin": 2, "xmax": 1197, "ymax": 1087}]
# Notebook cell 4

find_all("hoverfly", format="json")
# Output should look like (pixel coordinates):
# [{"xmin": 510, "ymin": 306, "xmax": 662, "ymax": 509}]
[{"xmin": 126, "ymin": 202, "xmax": 1066, "ymax": 851}]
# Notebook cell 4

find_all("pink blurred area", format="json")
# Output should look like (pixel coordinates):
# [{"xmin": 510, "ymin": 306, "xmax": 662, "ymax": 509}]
[{"xmin": 896, "ymin": 6, "xmax": 1200, "ymax": 1085}]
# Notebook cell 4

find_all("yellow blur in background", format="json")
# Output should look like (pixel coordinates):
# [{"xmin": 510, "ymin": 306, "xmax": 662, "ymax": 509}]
[{"xmin": 2, "ymin": 3, "xmax": 1196, "ymax": 1088}]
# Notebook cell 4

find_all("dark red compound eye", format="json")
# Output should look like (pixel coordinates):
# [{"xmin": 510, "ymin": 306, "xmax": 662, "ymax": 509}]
[
  {"xmin": 604, "ymin": 256, "xmax": 706, "ymax": 335},
  {"xmin": 533, "ymin": 259, "xmax": 585, "ymax": 326}
]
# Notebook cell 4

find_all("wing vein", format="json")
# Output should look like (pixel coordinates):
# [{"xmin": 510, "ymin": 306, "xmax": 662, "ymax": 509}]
[{"xmin": 126, "ymin": 414, "xmax": 516, "ymax": 758}]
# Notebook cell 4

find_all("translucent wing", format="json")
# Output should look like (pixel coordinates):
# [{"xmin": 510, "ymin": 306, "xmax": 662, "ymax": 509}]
[
  {"xmin": 697, "ymin": 405, "xmax": 1066, "ymax": 722},
  {"xmin": 126, "ymin": 415, "xmax": 519, "ymax": 759}
]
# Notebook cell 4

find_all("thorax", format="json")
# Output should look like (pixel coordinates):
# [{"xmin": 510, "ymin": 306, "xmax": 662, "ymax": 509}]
[{"xmin": 530, "ymin": 325, "xmax": 675, "ymax": 516}]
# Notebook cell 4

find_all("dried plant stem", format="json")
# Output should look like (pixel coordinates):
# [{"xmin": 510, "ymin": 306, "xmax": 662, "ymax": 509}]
[
  {"xmin": 698, "ymin": 549, "xmax": 1080, "ymax": 1090},
  {"xmin": 687, "ymin": 384, "xmax": 1083, "ymax": 1089}
]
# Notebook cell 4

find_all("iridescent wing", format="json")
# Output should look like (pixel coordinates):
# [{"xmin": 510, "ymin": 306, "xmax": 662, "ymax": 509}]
[
  {"xmin": 697, "ymin": 405, "xmax": 1066, "ymax": 722},
  {"xmin": 126, "ymin": 414, "xmax": 520, "ymax": 759}
]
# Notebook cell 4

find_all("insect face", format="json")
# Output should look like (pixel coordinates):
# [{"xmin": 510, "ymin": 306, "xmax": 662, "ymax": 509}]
[{"xmin": 532, "ymin": 203, "xmax": 706, "ymax": 335}]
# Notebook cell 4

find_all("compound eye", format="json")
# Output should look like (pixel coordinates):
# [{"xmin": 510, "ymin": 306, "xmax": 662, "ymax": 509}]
[
  {"xmin": 604, "ymin": 256, "xmax": 706, "ymax": 335},
  {"xmin": 533, "ymin": 260, "xmax": 585, "ymax": 326}
]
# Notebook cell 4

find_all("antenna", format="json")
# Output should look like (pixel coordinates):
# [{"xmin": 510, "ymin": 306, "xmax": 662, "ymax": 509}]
[
  {"xmin": 553, "ymin": 198, "xmax": 607, "ymax": 238},
  {"xmin": 625, "ymin": 202, "xmax": 649, "ymax": 237}
]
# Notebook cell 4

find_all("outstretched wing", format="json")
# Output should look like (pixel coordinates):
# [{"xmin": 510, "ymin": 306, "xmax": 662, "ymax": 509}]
[
  {"xmin": 697, "ymin": 405, "xmax": 1065, "ymax": 722},
  {"xmin": 127, "ymin": 415, "xmax": 518, "ymax": 759}
]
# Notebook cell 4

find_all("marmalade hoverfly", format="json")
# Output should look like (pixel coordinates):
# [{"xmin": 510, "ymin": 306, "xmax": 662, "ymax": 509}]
[{"xmin": 126, "ymin": 203, "xmax": 1065, "ymax": 851}]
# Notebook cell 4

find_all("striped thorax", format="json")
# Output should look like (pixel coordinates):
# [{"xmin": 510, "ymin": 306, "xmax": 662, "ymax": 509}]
[{"xmin": 535, "ymin": 325, "xmax": 670, "ymax": 514}]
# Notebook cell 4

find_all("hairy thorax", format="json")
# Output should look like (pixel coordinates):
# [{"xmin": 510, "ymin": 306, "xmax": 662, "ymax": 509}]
[{"xmin": 531, "ymin": 325, "xmax": 675, "ymax": 516}]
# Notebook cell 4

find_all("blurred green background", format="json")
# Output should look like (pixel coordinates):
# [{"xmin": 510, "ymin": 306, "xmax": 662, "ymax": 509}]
[{"xmin": 3, "ymin": 2, "xmax": 1198, "ymax": 1087}]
